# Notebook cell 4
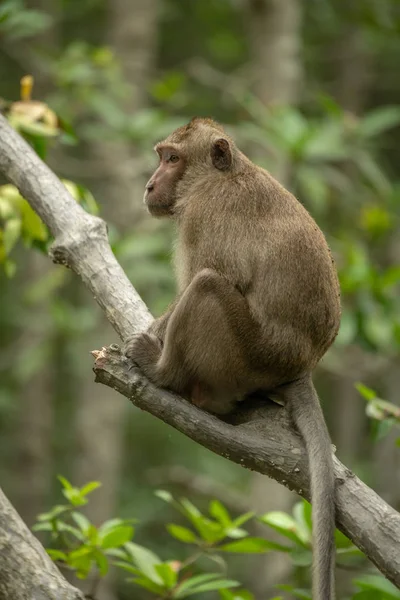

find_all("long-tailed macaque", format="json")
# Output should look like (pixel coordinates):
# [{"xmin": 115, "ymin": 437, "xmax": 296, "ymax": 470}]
[{"xmin": 124, "ymin": 117, "xmax": 341, "ymax": 600}]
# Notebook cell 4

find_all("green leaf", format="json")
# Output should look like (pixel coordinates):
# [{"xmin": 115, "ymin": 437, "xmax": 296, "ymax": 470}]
[
  {"xmin": 219, "ymin": 590, "xmax": 255, "ymax": 600},
  {"xmin": 3, "ymin": 218, "xmax": 21, "ymax": 254},
  {"xmin": 20, "ymin": 199, "xmax": 48, "ymax": 241},
  {"xmin": 230, "ymin": 512, "xmax": 255, "ymax": 529},
  {"xmin": 113, "ymin": 560, "xmax": 141, "ymax": 575},
  {"xmin": 292, "ymin": 502, "xmax": 312, "ymax": 544},
  {"xmin": 175, "ymin": 574, "xmax": 239, "ymax": 598},
  {"xmin": 355, "ymin": 383, "xmax": 377, "ymax": 402},
  {"xmin": 333, "ymin": 529, "xmax": 354, "ymax": 550},
  {"xmin": 155, "ymin": 563, "xmax": 178, "ymax": 589},
  {"xmin": 354, "ymin": 574, "xmax": 400, "ymax": 598},
  {"xmin": 62, "ymin": 487, "xmax": 87, "ymax": 507},
  {"xmin": 56, "ymin": 522, "xmax": 85, "ymax": 542},
  {"xmin": 155, "ymin": 489, "xmax": 173, "ymax": 503},
  {"xmin": 180, "ymin": 498, "xmax": 203, "ymax": 520},
  {"xmin": 4, "ymin": 258, "xmax": 16, "ymax": 277},
  {"xmin": 365, "ymin": 398, "xmax": 400, "ymax": 423},
  {"xmin": 87, "ymin": 524, "xmax": 99, "ymax": 545},
  {"xmin": 174, "ymin": 498, "xmax": 226, "ymax": 542},
  {"xmin": 99, "ymin": 518, "xmax": 136, "ymax": 537},
  {"xmin": 46, "ymin": 549, "xmax": 67, "ymax": 561},
  {"xmin": 175, "ymin": 573, "xmax": 221, "ymax": 594},
  {"xmin": 32, "ymin": 522, "xmax": 53, "ymax": 531},
  {"xmin": 71, "ymin": 512, "xmax": 91, "ymax": 535},
  {"xmin": 359, "ymin": 106, "xmax": 400, "ymax": 138},
  {"xmin": 105, "ymin": 548, "xmax": 128, "ymax": 559},
  {"xmin": 167, "ymin": 524, "xmax": 198, "ymax": 543},
  {"xmin": 125, "ymin": 542, "xmax": 163, "ymax": 584},
  {"xmin": 80, "ymin": 481, "xmax": 101, "ymax": 496},
  {"xmin": 177, "ymin": 579, "xmax": 240, "ymax": 597},
  {"xmin": 219, "ymin": 537, "xmax": 289, "ymax": 553},
  {"xmin": 129, "ymin": 576, "xmax": 165, "ymax": 594},
  {"xmin": 37, "ymin": 504, "xmax": 69, "ymax": 521},
  {"xmin": 100, "ymin": 525, "xmax": 133, "ymax": 549},
  {"xmin": 209, "ymin": 500, "xmax": 231, "ymax": 526},
  {"xmin": 57, "ymin": 475, "xmax": 73, "ymax": 490},
  {"xmin": 224, "ymin": 527, "xmax": 248, "ymax": 540},
  {"xmin": 93, "ymin": 550, "xmax": 109, "ymax": 576},
  {"xmin": 259, "ymin": 511, "xmax": 303, "ymax": 545},
  {"xmin": 66, "ymin": 547, "xmax": 92, "ymax": 579}
]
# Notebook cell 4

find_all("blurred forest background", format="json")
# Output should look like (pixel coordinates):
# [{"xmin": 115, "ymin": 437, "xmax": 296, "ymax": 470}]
[{"xmin": 0, "ymin": 0, "xmax": 400, "ymax": 598}]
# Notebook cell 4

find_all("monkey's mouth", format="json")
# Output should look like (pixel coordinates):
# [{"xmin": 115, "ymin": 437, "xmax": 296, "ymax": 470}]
[{"xmin": 146, "ymin": 202, "xmax": 173, "ymax": 218}]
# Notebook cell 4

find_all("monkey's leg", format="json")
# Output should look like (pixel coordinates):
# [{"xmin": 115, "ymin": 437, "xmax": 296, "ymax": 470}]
[
  {"xmin": 147, "ymin": 297, "xmax": 179, "ymax": 342},
  {"xmin": 130, "ymin": 268, "xmax": 265, "ymax": 413}
]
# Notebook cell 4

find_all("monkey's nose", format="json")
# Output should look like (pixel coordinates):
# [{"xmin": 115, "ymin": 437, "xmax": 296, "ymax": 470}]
[{"xmin": 146, "ymin": 182, "xmax": 154, "ymax": 192}]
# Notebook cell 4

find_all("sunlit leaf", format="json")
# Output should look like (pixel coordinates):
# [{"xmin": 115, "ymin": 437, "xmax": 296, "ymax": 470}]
[
  {"xmin": 71, "ymin": 512, "xmax": 91, "ymax": 535},
  {"xmin": 128, "ymin": 576, "xmax": 165, "ymax": 594},
  {"xmin": 100, "ymin": 526, "xmax": 133, "ymax": 549},
  {"xmin": 167, "ymin": 524, "xmax": 199, "ymax": 543},
  {"xmin": 80, "ymin": 481, "xmax": 101, "ymax": 496},
  {"xmin": 219, "ymin": 589, "xmax": 255, "ymax": 600},
  {"xmin": 355, "ymin": 382, "xmax": 377, "ymax": 402},
  {"xmin": 3, "ymin": 218, "xmax": 21, "ymax": 254},
  {"xmin": 292, "ymin": 502, "xmax": 312, "ymax": 545},
  {"xmin": 209, "ymin": 500, "xmax": 231, "ymax": 527},
  {"xmin": 155, "ymin": 489, "xmax": 173, "ymax": 503},
  {"xmin": 57, "ymin": 475, "xmax": 73, "ymax": 490},
  {"xmin": 259, "ymin": 511, "xmax": 302, "ymax": 544},
  {"xmin": 219, "ymin": 537, "xmax": 289, "ymax": 553},
  {"xmin": 93, "ymin": 550, "xmax": 109, "ymax": 576},
  {"xmin": 46, "ymin": 549, "xmax": 67, "ymax": 561},
  {"xmin": 155, "ymin": 562, "xmax": 177, "ymax": 589},
  {"xmin": 175, "ymin": 574, "xmax": 239, "ymax": 598},
  {"xmin": 125, "ymin": 542, "xmax": 163, "ymax": 584}
]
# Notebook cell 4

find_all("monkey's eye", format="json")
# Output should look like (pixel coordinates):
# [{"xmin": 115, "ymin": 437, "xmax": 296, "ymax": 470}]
[{"xmin": 168, "ymin": 154, "xmax": 180, "ymax": 163}]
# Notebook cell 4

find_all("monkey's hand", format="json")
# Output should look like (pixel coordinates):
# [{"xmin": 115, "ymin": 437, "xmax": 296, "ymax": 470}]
[{"xmin": 123, "ymin": 332, "xmax": 162, "ymax": 382}]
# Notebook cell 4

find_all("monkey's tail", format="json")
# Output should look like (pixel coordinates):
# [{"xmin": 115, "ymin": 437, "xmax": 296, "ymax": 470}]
[{"xmin": 283, "ymin": 375, "xmax": 335, "ymax": 600}]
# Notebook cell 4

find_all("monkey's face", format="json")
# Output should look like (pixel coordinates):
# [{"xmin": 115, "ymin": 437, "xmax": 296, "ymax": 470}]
[
  {"xmin": 144, "ymin": 118, "xmax": 235, "ymax": 217},
  {"xmin": 144, "ymin": 145, "xmax": 186, "ymax": 217}
]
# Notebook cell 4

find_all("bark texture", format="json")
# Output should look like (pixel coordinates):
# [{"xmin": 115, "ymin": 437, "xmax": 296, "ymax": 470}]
[{"xmin": 0, "ymin": 487, "xmax": 84, "ymax": 600}]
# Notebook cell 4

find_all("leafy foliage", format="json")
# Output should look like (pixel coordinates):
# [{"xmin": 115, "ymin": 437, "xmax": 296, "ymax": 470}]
[{"xmin": 36, "ymin": 479, "xmax": 397, "ymax": 599}]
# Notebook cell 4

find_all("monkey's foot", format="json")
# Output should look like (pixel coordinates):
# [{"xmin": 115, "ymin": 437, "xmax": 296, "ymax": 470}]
[{"xmin": 123, "ymin": 332, "xmax": 162, "ymax": 380}]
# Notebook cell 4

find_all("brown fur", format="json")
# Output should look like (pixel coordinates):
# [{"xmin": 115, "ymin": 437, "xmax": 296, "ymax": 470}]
[{"xmin": 125, "ymin": 118, "xmax": 341, "ymax": 599}]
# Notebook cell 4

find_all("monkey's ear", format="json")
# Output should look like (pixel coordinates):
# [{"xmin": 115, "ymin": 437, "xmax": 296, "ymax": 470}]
[{"xmin": 211, "ymin": 138, "xmax": 232, "ymax": 171}]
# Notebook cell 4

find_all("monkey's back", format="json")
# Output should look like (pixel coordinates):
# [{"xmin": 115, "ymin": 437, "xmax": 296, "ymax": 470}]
[{"xmin": 175, "ymin": 165, "xmax": 341, "ymax": 377}]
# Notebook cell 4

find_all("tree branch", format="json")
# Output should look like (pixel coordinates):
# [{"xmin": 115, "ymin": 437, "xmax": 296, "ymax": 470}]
[
  {"xmin": 0, "ymin": 487, "xmax": 84, "ymax": 600},
  {"xmin": 0, "ymin": 113, "xmax": 400, "ymax": 589}
]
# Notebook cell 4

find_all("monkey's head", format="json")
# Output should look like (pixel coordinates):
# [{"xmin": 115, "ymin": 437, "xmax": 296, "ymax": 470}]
[{"xmin": 144, "ymin": 117, "xmax": 238, "ymax": 217}]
